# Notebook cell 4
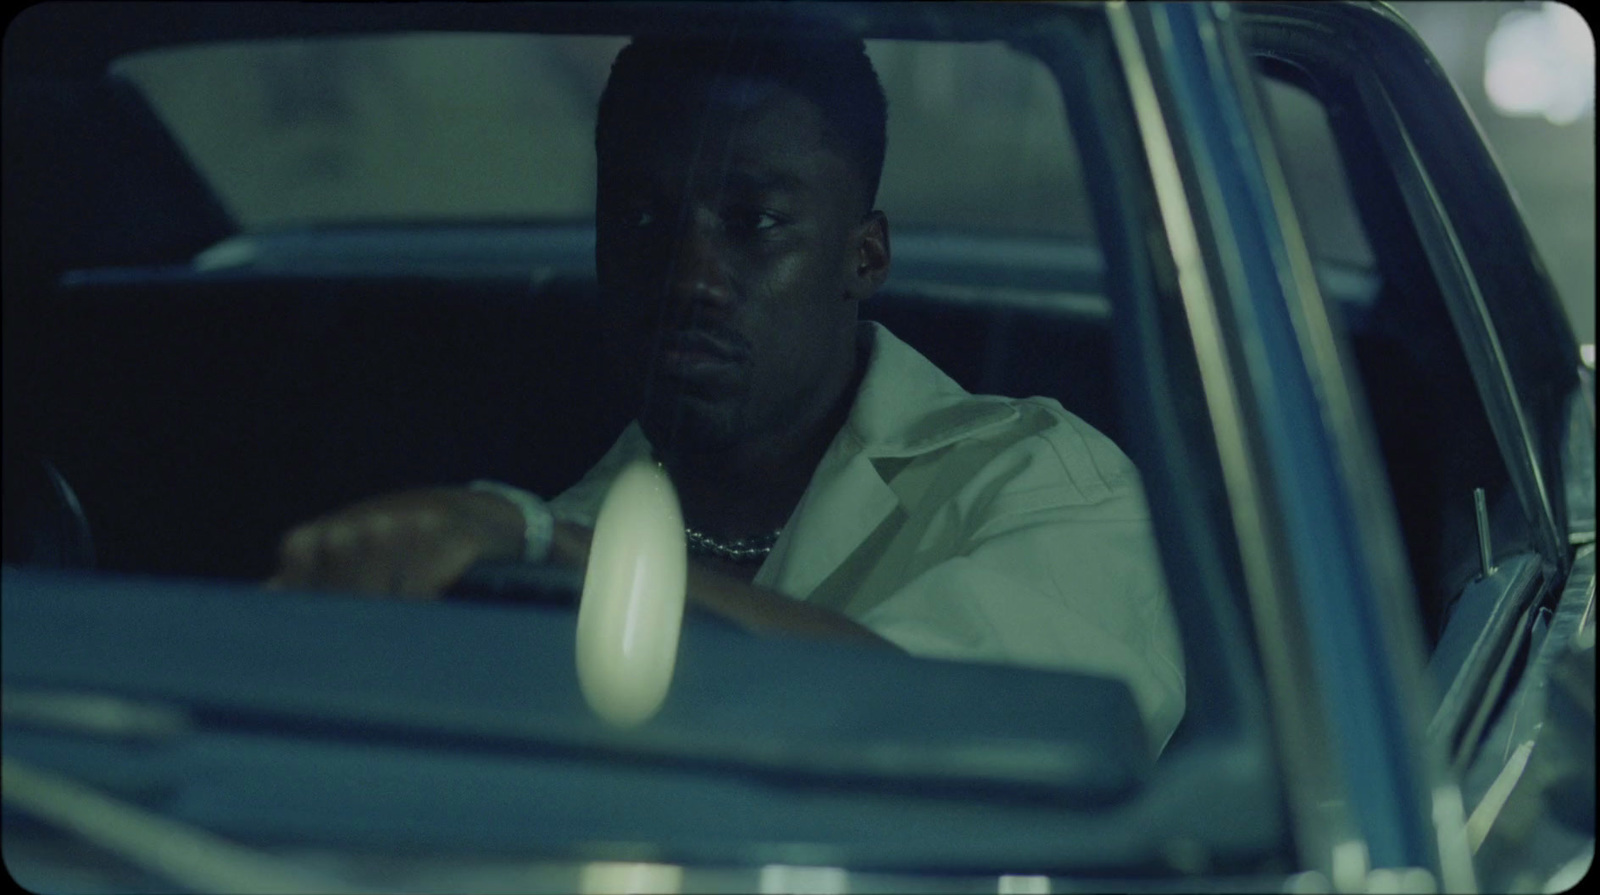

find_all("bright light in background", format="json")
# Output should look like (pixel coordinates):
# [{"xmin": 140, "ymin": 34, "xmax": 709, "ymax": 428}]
[
  {"xmin": 1581, "ymin": 343, "xmax": 1595, "ymax": 369},
  {"xmin": 1484, "ymin": 2, "xmax": 1594, "ymax": 125}
]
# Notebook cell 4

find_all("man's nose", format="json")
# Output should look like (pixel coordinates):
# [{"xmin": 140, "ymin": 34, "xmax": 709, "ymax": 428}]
[{"xmin": 667, "ymin": 215, "xmax": 733, "ymax": 308}]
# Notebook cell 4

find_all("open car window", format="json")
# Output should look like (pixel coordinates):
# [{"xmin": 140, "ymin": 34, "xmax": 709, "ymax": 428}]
[{"xmin": 1252, "ymin": 41, "xmax": 1548, "ymax": 765}]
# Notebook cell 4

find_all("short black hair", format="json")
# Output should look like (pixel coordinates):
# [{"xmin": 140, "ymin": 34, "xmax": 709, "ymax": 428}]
[{"xmin": 596, "ymin": 32, "xmax": 888, "ymax": 211}]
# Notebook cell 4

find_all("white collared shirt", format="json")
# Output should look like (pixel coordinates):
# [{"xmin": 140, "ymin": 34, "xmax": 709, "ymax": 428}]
[{"xmin": 550, "ymin": 322, "xmax": 1186, "ymax": 753}]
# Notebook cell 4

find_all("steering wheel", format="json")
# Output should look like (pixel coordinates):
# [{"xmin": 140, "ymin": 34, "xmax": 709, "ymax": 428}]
[{"xmin": 447, "ymin": 557, "xmax": 740, "ymax": 628}]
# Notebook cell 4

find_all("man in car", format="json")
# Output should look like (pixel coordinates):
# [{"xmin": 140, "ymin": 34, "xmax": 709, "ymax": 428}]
[{"xmin": 270, "ymin": 31, "xmax": 1185, "ymax": 752}]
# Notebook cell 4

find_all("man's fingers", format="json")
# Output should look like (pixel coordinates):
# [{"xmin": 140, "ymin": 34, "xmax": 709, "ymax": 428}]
[
  {"xmin": 267, "ymin": 503, "xmax": 483, "ymax": 598},
  {"xmin": 356, "ymin": 523, "xmax": 392, "ymax": 593},
  {"xmin": 312, "ymin": 515, "xmax": 396, "ymax": 595},
  {"xmin": 395, "ymin": 536, "xmax": 479, "ymax": 599},
  {"xmin": 271, "ymin": 523, "xmax": 325, "ymax": 590},
  {"xmin": 271, "ymin": 518, "xmax": 373, "ymax": 593},
  {"xmin": 391, "ymin": 510, "xmax": 454, "ymax": 598}
]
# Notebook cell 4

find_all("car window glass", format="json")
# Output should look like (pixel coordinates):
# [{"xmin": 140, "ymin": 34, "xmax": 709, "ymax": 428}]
[
  {"xmin": 118, "ymin": 35, "xmax": 1088, "ymax": 240},
  {"xmin": 4, "ymin": 8, "xmax": 1303, "ymax": 879},
  {"xmin": 110, "ymin": 33, "xmax": 1133, "ymax": 536},
  {"xmin": 1256, "ymin": 64, "xmax": 1537, "ymax": 648},
  {"xmin": 116, "ymin": 35, "xmax": 624, "ymax": 228},
  {"xmin": 1258, "ymin": 77, "xmax": 1375, "ymax": 298},
  {"xmin": 95, "ymin": 29, "xmax": 1201, "ymax": 732},
  {"xmin": 869, "ymin": 41, "xmax": 1087, "ymax": 238},
  {"xmin": 95, "ymin": 25, "xmax": 1211, "ymax": 747}
]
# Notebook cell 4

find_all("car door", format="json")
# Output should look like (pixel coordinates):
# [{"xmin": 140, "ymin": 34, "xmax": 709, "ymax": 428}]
[
  {"xmin": 1098, "ymin": 2, "xmax": 1464, "ymax": 889},
  {"xmin": 1234, "ymin": 1, "xmax": 1593, "ymax": 889},
  {"xmin": 1103, "ymin": 1, "xmax": 1594, "ymax": 889}
]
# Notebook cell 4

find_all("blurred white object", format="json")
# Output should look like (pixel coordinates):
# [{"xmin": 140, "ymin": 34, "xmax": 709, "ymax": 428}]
[
  {"xmin": 758, "ymin": 864, "xmax": 850, "ymax": 894},
  {"xmin": 578, "ymin": 861, "xmax": 683, "ymax": 895},
  {"xmin": 996, "ymin": 874, "xmax": 1052, "ymax": 894},
  {"xmin": 576, "ymin": 460, "xmax": 687, "ymax": 728},
  {"xmin": 1484, "ymin": 2, "xmax": 1594, "ymax": 125}
]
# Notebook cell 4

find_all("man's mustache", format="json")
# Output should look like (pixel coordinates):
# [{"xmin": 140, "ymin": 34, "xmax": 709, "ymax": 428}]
[
  {"xmin": 599, "ymin": 286, "xmax": 750, "ymax": 360},
  {"xmin": 655, "ymin": 325, "xmax": 749, "ymax": 362}
]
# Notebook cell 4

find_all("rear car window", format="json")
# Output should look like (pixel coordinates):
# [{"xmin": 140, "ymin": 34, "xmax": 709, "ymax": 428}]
[{"xmin": 117, "ymin": 34, "xmax": 1089, "ymax": 240}]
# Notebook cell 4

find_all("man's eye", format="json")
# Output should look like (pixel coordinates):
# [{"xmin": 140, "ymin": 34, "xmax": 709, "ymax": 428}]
[{"xmin": 726, "ymin": 208, "xmax": 783, "ymax": 234}]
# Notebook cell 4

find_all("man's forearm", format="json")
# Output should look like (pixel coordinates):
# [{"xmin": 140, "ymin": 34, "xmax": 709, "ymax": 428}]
[{"xmin": 550, "ymin": 520, "xmax": 894, "ymax": 648}]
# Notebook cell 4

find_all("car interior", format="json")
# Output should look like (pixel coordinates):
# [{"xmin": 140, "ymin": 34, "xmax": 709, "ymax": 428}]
[
  {"xmin": 2, "ymin": 26, "xmax": 1127, "ymax": 581},
  {"xmin": 5, "ymin": 30, "xmax": 1508, "ymax": 656}
]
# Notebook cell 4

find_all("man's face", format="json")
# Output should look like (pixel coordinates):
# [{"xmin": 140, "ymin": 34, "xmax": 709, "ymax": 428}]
[{"xmin": 595, "ymin": 76, "xmax": 882, "ymax": 458}]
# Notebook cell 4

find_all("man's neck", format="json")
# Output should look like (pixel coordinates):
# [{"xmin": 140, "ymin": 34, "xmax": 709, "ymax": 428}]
[{"xmin": 664, "ymin": 331, "xmax": 868, "ymax": 539}]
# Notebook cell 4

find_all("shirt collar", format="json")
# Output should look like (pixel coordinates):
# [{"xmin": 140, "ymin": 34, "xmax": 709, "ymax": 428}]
[
  {"xmin": 549, "ymin": 321, "xmax": 1018, "ymax": 530},
  {"xmin": 846, "ymin": 321, "xmax": 1019, "ymax": 459}
]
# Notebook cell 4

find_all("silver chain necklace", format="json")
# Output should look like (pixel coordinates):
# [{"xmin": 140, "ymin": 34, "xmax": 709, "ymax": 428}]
[
  {"xmin": 652, "ymin": 456, "xmax": 781, "ymax": 563},
  {"xmin": 684, "ymin": 526, "xmax": 783, "ymax": 563}
]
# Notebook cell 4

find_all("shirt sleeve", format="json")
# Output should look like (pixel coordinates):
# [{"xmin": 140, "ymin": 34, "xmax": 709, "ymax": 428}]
[{"xmin": 854, "ymin": 475, "xmax": 1187, "ymax": 756}]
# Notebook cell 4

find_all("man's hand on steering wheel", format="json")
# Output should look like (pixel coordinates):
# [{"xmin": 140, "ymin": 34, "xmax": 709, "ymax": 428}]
[{"xmin": 266, "ymin": 488, "xmax": 527, "ymax": 598}]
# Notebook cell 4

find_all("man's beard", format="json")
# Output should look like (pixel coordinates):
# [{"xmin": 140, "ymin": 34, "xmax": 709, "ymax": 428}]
[{"xmin": 636, "ymin": 380, "xmax": 746, "ymax": 462}]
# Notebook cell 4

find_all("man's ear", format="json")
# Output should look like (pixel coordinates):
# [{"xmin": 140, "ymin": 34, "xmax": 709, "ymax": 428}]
[{"xmin": 846, "ymin": 210, "xmax": 891, "ymax": 302}]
